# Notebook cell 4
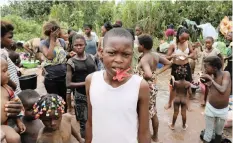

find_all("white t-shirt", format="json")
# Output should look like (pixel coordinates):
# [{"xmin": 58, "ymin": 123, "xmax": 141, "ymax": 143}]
[{"xmin": 89, "ymin": 71, "xmax": 142, "ymax": 143}]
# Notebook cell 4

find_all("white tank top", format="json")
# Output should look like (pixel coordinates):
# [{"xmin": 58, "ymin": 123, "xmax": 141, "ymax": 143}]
[{"xmin": 90, "ymin": 70, "xmax": 143, "ymax": 143}]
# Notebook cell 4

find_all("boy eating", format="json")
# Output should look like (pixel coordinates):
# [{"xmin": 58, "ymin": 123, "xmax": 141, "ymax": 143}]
[{"xmin": 201, "ymin": 56, "xmax": 231, "ymax": 143}]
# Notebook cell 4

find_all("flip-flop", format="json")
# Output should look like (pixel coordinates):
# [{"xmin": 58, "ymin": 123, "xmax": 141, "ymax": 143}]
[
  {"xmin": 168, "ymin": 122, "xmax": 175, "ymax": 130},
  {"xmin": 182, "ymin": 124, "xmax": 188, "ymax": 130}
]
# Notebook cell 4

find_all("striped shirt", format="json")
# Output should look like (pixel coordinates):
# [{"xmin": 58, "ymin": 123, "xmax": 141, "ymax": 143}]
[{"xmin": 1, "ymin": 48, "xmax": 21, "ymax": 96}]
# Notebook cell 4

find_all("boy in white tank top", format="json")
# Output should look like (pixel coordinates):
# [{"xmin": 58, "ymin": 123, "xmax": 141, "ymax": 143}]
[{"xmin": 85, "ymin": 28, "xmax": 151, "ymax": 143}]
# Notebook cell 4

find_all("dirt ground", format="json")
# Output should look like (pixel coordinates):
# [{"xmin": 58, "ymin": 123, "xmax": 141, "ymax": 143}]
[{"xmin": 20, "ymin": 59, "xmax": 232, "ymax": 143}]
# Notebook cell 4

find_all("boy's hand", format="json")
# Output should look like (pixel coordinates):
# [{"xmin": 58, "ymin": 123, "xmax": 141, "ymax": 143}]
[
  {"xmin": 17, "ymin": 120, "xmax": 26, "ymax": 134},
  {"xmin": 200, "ymin": 74, "xmax": 212, "ymax": 81}
]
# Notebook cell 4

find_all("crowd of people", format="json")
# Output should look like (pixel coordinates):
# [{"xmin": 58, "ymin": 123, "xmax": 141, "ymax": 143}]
[{"xmin": 1, "ymin": 18, "xmax": 232, "ymax": 143}]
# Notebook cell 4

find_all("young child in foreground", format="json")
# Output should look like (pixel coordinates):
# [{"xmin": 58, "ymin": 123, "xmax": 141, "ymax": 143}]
[
  {"xmin": 201, "ymin": 36, "xmax": 224, "ymax": 106},
  {"xmin": 35, "ymin": 94, "xmax": 84, "ymax": 143},
  {"xmin": 168, "ymin": 66, "xmax": 192, "ymax": 130},
  {"xmin": 85, "ymin": 28, "xmax": 151, "ymax": 143},
  {"xmin": 1, "ymin": 57, "xmax": 26, "ymax": 143},
  {"xmin": 200, "ymin": 56, "xmax": 231, "ymax": 143},
  {"xmin": 17, "ymin": 89, "xmax": 44, "ymax": 143}
]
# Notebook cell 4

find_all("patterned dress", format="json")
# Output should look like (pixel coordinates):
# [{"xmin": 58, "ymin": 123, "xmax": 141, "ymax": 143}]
[{"xmin": 134, "ymin": 57, "xmax": 158, "ymax": 118}]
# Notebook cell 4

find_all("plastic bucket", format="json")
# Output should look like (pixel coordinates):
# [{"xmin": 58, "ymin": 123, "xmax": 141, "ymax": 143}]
[{"xmin": 19, "ymin": 74, "xmax": 37, "ymax": 90}]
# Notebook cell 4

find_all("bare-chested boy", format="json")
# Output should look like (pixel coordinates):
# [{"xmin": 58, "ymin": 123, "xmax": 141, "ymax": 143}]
[
  {"xmin": 200, "ymin": 56, "xmax": 231, "ymax": 143},
  {"xmin": 1, "ymin": 57, "xmax": 25, "ymax": 143},
  {"xmin": 35, "ymin": 94, "xmax": 84, "ymax": 143},
  {"xmin": 18, "ymin": 89, "xmax": 44, "ymax": 143}
]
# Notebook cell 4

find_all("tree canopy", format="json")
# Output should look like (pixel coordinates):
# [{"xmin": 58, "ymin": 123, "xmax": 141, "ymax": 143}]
[{"xmin": 1, "ymin": 0, "xmax": 232, "ymax": 42}]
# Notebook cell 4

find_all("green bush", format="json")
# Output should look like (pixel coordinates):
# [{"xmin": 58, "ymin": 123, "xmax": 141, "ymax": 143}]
[{"xmin": 2, "ymin": 15, "xmax": 42, "ymax": 41}]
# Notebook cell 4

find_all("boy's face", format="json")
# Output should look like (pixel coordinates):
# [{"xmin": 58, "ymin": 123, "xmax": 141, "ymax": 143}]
[
  {"xmin": 101, "ymin": 36, "xmax": 133, "ymax": 77},
  {"xmin": 203, "ymin": 62, "xmax": 215, "ymax": 74},
  {"xmin": 135, "ymin": 26, "xmax": 142, "ymax": 36},
  {"xmin": 24, "ymin": 99, "xmax": 39, "ymax": 120},
  {"xmin": 84, "ymin": 27, "xmax": 91, "ymax": 35},
  {"xmin": 205, "ymin": 39, "xmax": 213, "ymax": 50},
  {"xmin": 40, "ymin": 110, "xmax": 62, "ymax": 131},
  {"xmin": 73, "ymin": 39, "xmax": 85, "ymax": 55},
  {"xmin": 1, "ymin": 31, "xmax": 14, "ymax": 48},
  {"xmin": 1, "ymin": 59, "xmax": 9, "ymax": 85}
]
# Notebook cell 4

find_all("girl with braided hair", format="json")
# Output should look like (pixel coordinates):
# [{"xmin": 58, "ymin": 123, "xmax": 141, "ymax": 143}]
[
  {"xmin": 168, "ymin": 66, "xmax": 192, "ymax": 130},
  {"xmin": 35, "ymin": 94, "xmax": 84, "ymax": 143}
]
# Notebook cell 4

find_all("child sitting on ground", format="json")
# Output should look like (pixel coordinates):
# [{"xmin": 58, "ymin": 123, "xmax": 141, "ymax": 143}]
[
  {"xmin": 1, "ymin": 57, "xmax": 26, "ymax": 143},
  {"xmin": 35, "ymin": 94, "xmax": 84, "ymax": 143},
  {"xmin": 17, "ymin": 89, "xmax": 44, "ymax": 143},
  {"xmin": 201, "ymin": 56, "xmax": 231, "ymax": 143},
  {"xmin": 169, "ymin": 66, "xmax": 192, "ymax": 130}
]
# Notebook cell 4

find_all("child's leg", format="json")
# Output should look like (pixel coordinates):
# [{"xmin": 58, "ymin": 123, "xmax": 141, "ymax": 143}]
[
  {"xmin": 151, "ymin": 114, "xmax": 159, "ymax": 142},
  {"xmin": 181, "ymin": 102, "xmax": 187, "ymax": 130},
  {"xmin": 169, "ymin": 102, "xmax": 179, "ymax": 129},
  {"xmin": 165, "ymin": 83, "xmax": 176, "ymax": 110},
  {"xmin": 214, "ymin": 117, "xmax": 225, "ymax": 143},
  {"xmin": 1, "ymin": 125, "xmax": 21, "ymax": 143},
  {"xmin": 203, "ymin": 116, "xmax": 215, "ymax": 143}
]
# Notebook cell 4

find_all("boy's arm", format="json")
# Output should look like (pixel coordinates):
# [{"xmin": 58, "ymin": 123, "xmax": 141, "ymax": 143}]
[
  {"xmin": 202, "ymin": 72, "xmax": 231, "ymax": 94},
  {"xmin": 138, "ymin": 80, "xmax": 151, "ymax": 143},
  {"xmin": 140, "ymin": 58, "xmax": 152, "ymax": 80},
  {"xmin": 156, "ymin": 55, "xmax": 172, "ymax": 75},
  {"xmin": 71, "ymin": 119, "xmax": 83, "ymax": 143},
  {"xmin": 16, "ymin": 117, "xmax": 26, "ymax": 133},
  {"xmin": 211, "ymin": 72, "xmax": 231, "ymax": 94},
  {"xmin": 85, "ymin": 74, "xmax": 93, "ymax": 143}
]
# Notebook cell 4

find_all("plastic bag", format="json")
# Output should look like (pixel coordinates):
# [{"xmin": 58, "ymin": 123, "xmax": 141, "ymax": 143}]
[{"xmin": 197, "ymin": 23, "xmax": 218, "ymax": 40}]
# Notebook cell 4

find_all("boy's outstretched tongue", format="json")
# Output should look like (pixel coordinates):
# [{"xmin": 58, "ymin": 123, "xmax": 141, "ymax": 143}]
[{"xmin": 113, "ymin": 68, "xmax": 131, "ymax": 82}]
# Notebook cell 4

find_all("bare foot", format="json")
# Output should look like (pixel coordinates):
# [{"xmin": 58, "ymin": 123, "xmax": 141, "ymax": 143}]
[
  {"xmin": 168, "ymin": 123, "xmax": 175, "ymax": 130},
  {"xmin": 164, "ymin": 104, "xmax": 171, "ymax": 110},
  {"xmin": 187, "ymin": 106, "xmax": 192, "ymax": 112},
  {"xmin": 182, "ymin": 124, "xmax": 188, "ymax": 130},
  {"xmin": 151, "ymin": 135, "xmax": 159, "ymax": 142}
]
